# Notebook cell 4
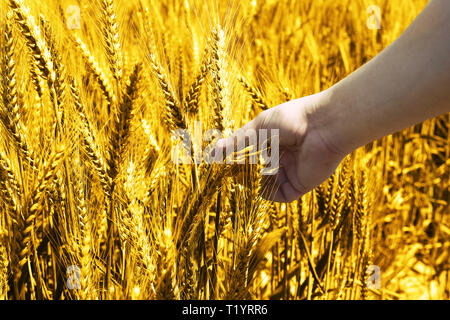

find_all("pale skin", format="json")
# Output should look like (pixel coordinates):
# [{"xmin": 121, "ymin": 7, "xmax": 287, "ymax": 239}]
[{"xmin": 216, "ymin": 0, "xmax": 450, "ymax": 203}]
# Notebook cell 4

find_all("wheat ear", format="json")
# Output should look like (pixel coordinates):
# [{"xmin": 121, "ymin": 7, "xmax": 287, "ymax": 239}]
[
  {"xmin": 39, "ymin": 15, "xmax": 67, "ymax": 113},
  {"xmin": 150, "ymin": 54, "xmax": 186, "ymax": 131},
  {"xmin": 8, "ymin": 0, "xmax": 55, "ymax": 84},
  {"xmin": 184, "ymin": 49, "xmax": 211, "ymax": 115},
  {"xmin": 14, "ymin": 149, "xmax": 65, "ymax": 295},
  {"xmin": 1, "ymin": 13, "xmax": 37, "ymax": 172},
  {"xmin": 100, "ymin": 0, "xmax": 123, "ymax": 81},
  {"xmin": 210, "ymin": 27, "xmax": 225, "ymax": 131},
  {"xmin": 73, "ymin": 36, "xmax": 117, "ymax": 112},
  {"xmin": 238, "ymin": 75, "xmax": 269, "ymax": 111},
  {"xmin": 107, "ymin": 62, "xmax": 141, "ymax": 183},
  {"xmin": 69, "ymin": 78, "xmax": 112, "ymax": 198},
  {"xmin": 74, "ymin": 180, "xmax": 94, "ymax": 300},
  {"xmin": 0, "ymin": 153, "xmax": 19, "ymax": 217}
]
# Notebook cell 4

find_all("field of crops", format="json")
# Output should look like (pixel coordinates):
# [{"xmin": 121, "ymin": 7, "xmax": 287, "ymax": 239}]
[{"xmin": 0, "ymin": 0, "xmax": 448, "ymax": 300}]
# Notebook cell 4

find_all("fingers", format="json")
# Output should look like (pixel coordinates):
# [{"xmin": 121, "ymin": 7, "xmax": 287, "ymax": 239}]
[
  {"xmin": 213, "ymin": 109, "xmax": 307, "ymax": 203},
  {"xmin": 214, "ymin": 112, "xmax": 264, "ymax": 155},
  {"xmin": 279, "ymin": 151, "xmax": 307, "ymax": 197},
  {"xmin": 260, "ymin": 159, "xmax": 307, "ymax": 203}
]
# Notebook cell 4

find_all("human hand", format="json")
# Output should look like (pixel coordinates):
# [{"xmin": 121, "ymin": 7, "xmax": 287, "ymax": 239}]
[{"xmin": 215, "ymin": 91, "xmax": 347, "ymax": 202}]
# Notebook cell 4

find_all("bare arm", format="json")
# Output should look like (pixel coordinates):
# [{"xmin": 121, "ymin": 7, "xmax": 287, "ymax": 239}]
[{"xmin": 313, "ymin": 0, "xmax": 450, "ymax": 155}]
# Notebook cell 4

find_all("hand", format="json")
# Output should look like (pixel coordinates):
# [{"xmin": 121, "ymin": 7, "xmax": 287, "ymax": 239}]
[{"xmin": 215, "ymin": 91, "xmax": 347, "ymax": 203}]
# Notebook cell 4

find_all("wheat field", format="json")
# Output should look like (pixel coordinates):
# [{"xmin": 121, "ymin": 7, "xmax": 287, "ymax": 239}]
[{"xmin": 0, "ymin": 0, "xmax": 448, "ymax": 300}]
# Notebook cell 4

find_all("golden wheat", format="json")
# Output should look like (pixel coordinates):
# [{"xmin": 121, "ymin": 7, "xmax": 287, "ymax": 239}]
[{"xmin": 0, "ymin": 0, "xmax": 447, "ymax": 301}]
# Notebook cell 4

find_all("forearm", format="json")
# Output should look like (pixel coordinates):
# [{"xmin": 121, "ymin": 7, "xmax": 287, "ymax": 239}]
[{"xmin": 312, "ymin": 0, "xmax": 450, "ymax": 155}]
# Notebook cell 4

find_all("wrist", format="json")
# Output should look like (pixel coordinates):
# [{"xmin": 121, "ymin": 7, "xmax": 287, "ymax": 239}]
[{"xmin": 304, "ymin": 88, "xmax": 354, "ymax": 157}]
